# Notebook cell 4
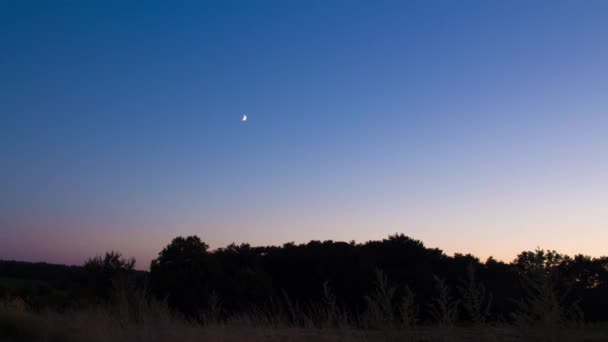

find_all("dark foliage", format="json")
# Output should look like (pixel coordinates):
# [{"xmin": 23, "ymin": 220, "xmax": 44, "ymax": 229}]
[
  {"xmin": 0, "ymin": 261, "xmax": 83, "ymax": 310},
  {"xmin": 147, "ymin": 234, "xmax": 608, "ymax": 323},
  {"xmin": 3, "ymin": 234, "xmax": 608, "ymax": 325},
  {"xmin": 0, "ymin": 254, "xmax": 143, "ymax": 310},
  {"xmin": 83, "ymin": 251, "xmax": 137, "ymax": 301}
]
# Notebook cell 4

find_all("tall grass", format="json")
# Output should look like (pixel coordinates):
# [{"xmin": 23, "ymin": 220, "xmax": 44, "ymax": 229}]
[
  {"xmin": 512, "ymin": 267, "xmax": 585, "ymax": 341},
  {"xmin": 359, "ymin": 269, "xmax": 419, "ymax": 332},
  {"xmin": 428, "ymin": 275, "xmax": 459, "ymax": 328},
  {"xmin": 399, "ymin": 285, "xmax": 418, "ymax": 328},
  {"xmin": 363, "ymin": 269, "xmax": 398, "ymax": 329},
  {"xmin": 458, "ymin": 264, "xmax": 492, "ymax": 324},
  {"xmin": 1, "ymin": 272, "xmax": 606, "ymax": 342}
]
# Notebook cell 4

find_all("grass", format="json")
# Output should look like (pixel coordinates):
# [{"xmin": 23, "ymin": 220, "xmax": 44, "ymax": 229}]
[
  {"xmin": 2, "ymin": 294, "xmax": 608, "ymax": 342},
  {"xmin": 1, "ymin": 268, "xmax": 607, "ymax": 341},
  {"xmin": 2, "ymin": 309, "xmax": 607, "ymax": 342}
]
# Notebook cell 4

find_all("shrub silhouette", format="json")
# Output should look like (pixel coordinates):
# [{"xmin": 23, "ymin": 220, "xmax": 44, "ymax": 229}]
[{"xmin": 83, "ymin": 251, "xmax": 135, "ymax": 301}]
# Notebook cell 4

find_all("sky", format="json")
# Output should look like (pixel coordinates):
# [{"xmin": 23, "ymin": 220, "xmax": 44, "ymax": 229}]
[{"xmin": 2, "ymin": 1, "xmax": 608, "ymax": 269}]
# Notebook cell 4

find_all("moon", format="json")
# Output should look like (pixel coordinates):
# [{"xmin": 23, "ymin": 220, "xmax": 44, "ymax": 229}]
[{"xmin": 242, "ymin": 114, "xmax": 247, "ymax": 122}]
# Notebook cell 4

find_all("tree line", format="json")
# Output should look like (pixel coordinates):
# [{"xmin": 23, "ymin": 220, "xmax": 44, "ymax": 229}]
[{"xmin": 2, "ymin": 234, "xmax": 608, "ymax": 326}]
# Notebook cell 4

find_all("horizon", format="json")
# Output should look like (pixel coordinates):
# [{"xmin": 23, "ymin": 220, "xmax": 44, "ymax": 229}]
[
  {"xmin": 2, "ymin": 1, "xmax": 608, "ymax": 270},
  {"xmin": 0, "ymin": 233, "xmax": 603, "ymax": 271}
]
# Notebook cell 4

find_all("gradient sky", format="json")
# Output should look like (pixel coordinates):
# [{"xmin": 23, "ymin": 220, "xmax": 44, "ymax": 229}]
[{"xmin": 2, "ymin": 1, "xmax": 608, "ymax": 269}]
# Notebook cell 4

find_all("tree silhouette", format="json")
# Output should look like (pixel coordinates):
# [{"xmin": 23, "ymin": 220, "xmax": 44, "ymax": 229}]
[
  {"xmin": 149, "ymin": 236, "xmax": 213, "ymax": 316},
  {"xmin": 83, "ymin": 251, "xmax": 135, "ymax": 301},
  {"xmin": 4, "ymin": 233, "xmax": 608, "ymax": 324}
]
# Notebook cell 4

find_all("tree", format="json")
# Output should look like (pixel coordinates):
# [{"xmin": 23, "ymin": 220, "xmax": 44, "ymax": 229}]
[
  {"xmin": 149, "ymin": 236, "xmax": 213, "ymax": 317},
  {"xmin": 83, "ymin": 251, "xmax": 135, "ymax": 301}
]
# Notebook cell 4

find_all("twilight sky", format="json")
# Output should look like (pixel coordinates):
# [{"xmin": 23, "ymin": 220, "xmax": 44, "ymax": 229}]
[{"xmin": 2, "ymin": 1, "xmax": 608, "ymax": 269}]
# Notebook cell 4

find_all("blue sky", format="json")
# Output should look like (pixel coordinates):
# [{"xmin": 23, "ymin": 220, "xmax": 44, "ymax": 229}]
[{"xmin": 2, "ymin": 1, "xmax": 608, "ymax": 268}]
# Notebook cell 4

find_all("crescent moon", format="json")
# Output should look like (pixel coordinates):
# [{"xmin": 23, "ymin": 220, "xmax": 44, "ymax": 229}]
[{"xmin": 242, "ymin": 114, "xmax": 247, "ymax": 121}]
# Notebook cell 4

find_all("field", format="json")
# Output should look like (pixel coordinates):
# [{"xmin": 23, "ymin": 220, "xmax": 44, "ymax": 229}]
[{"xmin": 2, "ymin": 297, "xmax": 608, "ymax": 342}]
